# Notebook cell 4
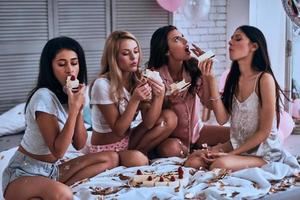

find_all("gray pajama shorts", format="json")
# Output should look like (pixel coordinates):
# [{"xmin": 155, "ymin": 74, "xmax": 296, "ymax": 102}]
[{"xmin": 2, "ymin": 150, "xmax": 59, "ymax": 196}]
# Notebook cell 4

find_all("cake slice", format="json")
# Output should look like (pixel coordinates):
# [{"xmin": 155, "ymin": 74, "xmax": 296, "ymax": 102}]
[
  {"xmin": 132, "ymin": 167, "xmax": 189, "ymax": 188},
  {"xmin": 65, "ymin": 75, "xmax": 79, "ymax": 91},
  {"xmin": 154, "ymin": 176, "xmax": 168, "ymax": 186},
  {"xmin": 197, "ymin": 50, "xmax": 215, "ymax": 62},
  {"xmin": 166, "ymin": 79, "xmax": 191, "ymax": 96},
  {"xmin": 142, "ymin": 175, "xmax": 158, "ymax": 187},
  {"xmin": 142, "ymin": 69, "xmax": 163, "ymax": 83},
  {"xmin": 132, "ymin": 170, "xmax": 156, "ymax": 186}
]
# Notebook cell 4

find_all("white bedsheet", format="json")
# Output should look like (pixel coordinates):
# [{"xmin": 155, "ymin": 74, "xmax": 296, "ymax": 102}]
[{"xmin": 1, "ymin": 148, "xmax": 300, "ymax": 200}]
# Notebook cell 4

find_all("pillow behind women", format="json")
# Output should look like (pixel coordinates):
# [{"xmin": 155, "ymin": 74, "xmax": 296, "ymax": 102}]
[{"xmin": 0, "ymin": 103, "xmax": 25, "ymax": 137}]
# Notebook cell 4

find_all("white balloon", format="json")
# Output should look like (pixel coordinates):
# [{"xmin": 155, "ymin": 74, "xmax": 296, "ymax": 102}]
[{"xmin": 182, "ymin": 0, "xmax": 211, "ymax": 22}]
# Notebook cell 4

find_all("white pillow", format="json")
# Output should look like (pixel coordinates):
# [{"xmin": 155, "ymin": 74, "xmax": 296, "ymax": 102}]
[{"xmin": 0, "ymin": 103, "xmax": 26, "ymax": 137}]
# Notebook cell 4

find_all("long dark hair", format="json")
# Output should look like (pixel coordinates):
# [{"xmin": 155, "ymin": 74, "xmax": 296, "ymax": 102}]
[
  {"xmin": 222, "ymin": 25, "xmax": 284, "ymax": 127},
  {"xmin": 147, "ymin": 25, "xmax": 201, "ymax": 93},
  {"xmin": 25, "ymin": 36, "xmax": 87, "ymax": 111}
]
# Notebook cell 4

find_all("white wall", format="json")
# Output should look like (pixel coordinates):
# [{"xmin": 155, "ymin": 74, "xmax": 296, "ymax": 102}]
[
  {"xmin": 292, "ymin": 35, "xmax": 300, "ymax": 82},
  {"xmin": 249, "ymin": 0, "xmax": 286, "ymax": 87},
  {"xmin": 174, "ymin": 0, "xmax": 228, "ymax": 80},
  {"xmin": 174, "ymin": 0, "xmax": 287, "ymax": 86},
  {"xmin": 227, "ymin": 0, "xmax": 286, "ymax": 86},
  {"xmin": 226, "ymin": 0, "xmax": 249, "ymax": 67}
]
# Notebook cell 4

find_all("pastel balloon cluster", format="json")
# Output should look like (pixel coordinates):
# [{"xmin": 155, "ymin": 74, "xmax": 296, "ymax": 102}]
[
  {"xmin": 156, "ymin": 0, "xmax": 184, "ymax": 12},
  {"xmin": 279, "ymin": 111, "xmax": 295, "ymax": 143},
  {"xmin": 182, "ymin": 0, "xmax": 211, "ymax": 22}
]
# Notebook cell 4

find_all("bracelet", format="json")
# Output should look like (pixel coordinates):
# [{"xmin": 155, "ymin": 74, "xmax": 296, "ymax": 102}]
[{"xmin": 210, "ymin": 95, "xmax": 221, "ymax": 101}]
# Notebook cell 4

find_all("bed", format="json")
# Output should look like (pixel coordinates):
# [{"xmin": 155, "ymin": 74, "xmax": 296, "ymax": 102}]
[
  {"xmin": 1, "ymin": 104, "xmax": 300, "ymax": 199},
  {"xmin": 1, "ymin": 146, "xmax": 300, "ymax": 200}
]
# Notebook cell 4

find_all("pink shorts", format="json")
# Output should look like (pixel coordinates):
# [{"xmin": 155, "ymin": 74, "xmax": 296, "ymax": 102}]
[{"xmin": 88, "ymin": 136, "xmax": 129, "ymax": 153}]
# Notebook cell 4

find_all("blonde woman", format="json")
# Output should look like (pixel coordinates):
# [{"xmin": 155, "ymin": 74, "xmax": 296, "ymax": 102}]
[{"xmin": 88, "ymin": 31, "xmax": 177, "ymax": 164}]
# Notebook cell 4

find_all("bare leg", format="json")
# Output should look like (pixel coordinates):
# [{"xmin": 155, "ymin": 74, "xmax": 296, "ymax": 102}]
[
  {"xmin": 4, "ymin": 176, "xmax": 72, "ymax": 200},
  {"xmin": 210, "ymin": 155, "xmax": 267, "ymax": 171},
  {"xmin": 59, "ymin": 151, "xmax": 119, "ymax": 185},
  {"xmin": 211, "ymin": 141, "xmax": 233, "ymax": 153},
  {"xmin": 156, "ymin": 138, "xmax": 188, "ymax": 158},
  {"xmin": 184, "ymin": 149, "xmax": 208, "ymax": 169},
  {"xmin": 195, "ymin": 125, "xmax": 230, "ymax": 148},
  {"xmin": 157, "ymin": 125, "xmax": 229, "ymax": 158},
  {"xmin": 118, "ymin": 150, "xmax": 149, "ymax": 167},
  {"xmin": 128, "ymin": 123, "xmax": 148, "ymax": 149},
  {"xmin": 201, "ymin": 107, "xmax": 211, "ymax": 122},
  {"xmin": 129, "ymin": 109, "xmax": 177, "ymax": 155},
  {"xmin": 184, "ymin": 156, "xmax": 208, "ymax": 169}
]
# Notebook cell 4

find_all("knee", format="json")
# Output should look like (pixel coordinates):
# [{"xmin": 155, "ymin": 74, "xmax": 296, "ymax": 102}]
[
  {"xmin": 52, "ymin": 184, "xmax": 73, "ymax": 200},
  {"xmin": 184, "ymin": 156, "xmax": 205, "ymax": 169},
  {"xmin": 157, "ymin": 139, "xmax": 183, "ymax": 158},
  {"xmin": 132, "ymin": 151, "xmax": 149, "ymax": 166},
  {"xmin": 108, "ymin": 151, "xmax": 120, "ymax": 168},
  {"xmin": 161, "ymin": 109, "xmax": 178, "ymax": 131},
  {"xmin": 120, "ymin": 150, "xmax": 149, "ymax": 167},
  {"xmin": 96, "ymin": 151, "xmax": 119, "ymax": 168}
]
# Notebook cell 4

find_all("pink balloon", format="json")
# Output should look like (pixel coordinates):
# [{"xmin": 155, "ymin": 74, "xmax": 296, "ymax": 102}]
[
  {"xmin": 156, "ymin": 0, "xmax": 184, "ymax": 12},
  {"xmin": 292, "ymin": 99, "xmax": 300, "ymax": 118},
  {"xmin": 279, "ymin": 111, "xmax": 295, "ymax": 142},
  {"xmin": 218, "ymin": 69, "xmax": 230, "ymax": 93}
]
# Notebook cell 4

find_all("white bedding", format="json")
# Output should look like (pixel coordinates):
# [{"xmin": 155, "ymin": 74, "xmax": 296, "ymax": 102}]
[{"xmin": 1, "ymin": 148, "xmax": 300, "ymax": 200}]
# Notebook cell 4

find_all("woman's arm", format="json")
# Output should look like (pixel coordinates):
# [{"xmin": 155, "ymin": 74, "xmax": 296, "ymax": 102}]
[
  {"xmin": 37, "ymin": 86, "xmax": 85, "ymax": 158},
  {"xmin": 98, "ymin": 83, "xmax": 149, "ymax": 137},
  {"xmin": 72, "ymin": 111, "xmax": 87, "ymax": 150},
  {"xmin": 198, "ymin": 76, "xmax": 214, "ymax": 109},
  {"xmin": 229, "ymin": 73, "xmax": 276, "ymax": 155},
  {"xmin": 72, "ymin": 85, "xmax": 88, "ymax": 150},
  {"xmin": 191, "ymin": 43, "xmax": 213, "ymax": 109},
  {"xmin": 97, "ymin": 98, "xmax": 139, "ymax": 138},
  {"xmin": 140, "ymin": 78, "xmax": 165, "ymax": 129},
  {"xmin": 199, "ymin": 59, "xmax": 230, "ymax": 124}
]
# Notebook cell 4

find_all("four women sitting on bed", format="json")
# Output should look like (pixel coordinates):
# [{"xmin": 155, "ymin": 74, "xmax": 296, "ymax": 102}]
[
  {"xmin": 3, "ymin": 25, "xmax": 299, "ymax": 199},
  {"xmin": 2, "ymin": 37, "xmax": 119, "ymax": 200}
]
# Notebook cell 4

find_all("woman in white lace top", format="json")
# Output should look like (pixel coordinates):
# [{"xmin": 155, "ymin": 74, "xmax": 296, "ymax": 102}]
[{"xmin": 185, "ymin": 25, "xmax": 299, "ymax": 171}]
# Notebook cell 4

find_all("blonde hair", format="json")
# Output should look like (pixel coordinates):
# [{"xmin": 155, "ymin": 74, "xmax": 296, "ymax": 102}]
[{"xmin": 100, "ymin": 30, "xmax": 142, "ymax": 101}]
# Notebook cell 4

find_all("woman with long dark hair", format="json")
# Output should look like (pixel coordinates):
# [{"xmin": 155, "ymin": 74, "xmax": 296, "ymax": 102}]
[
  {"xmin": 185, "ymin": 25, "xmax": 299, "ymax": 171},
  {"xmin": 147, "ymin": 25, "xmax": 230, "ymax": 158},
  {"xmin": 2, "ymin": 37, "xmax": 119, "ymax": 200}
]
